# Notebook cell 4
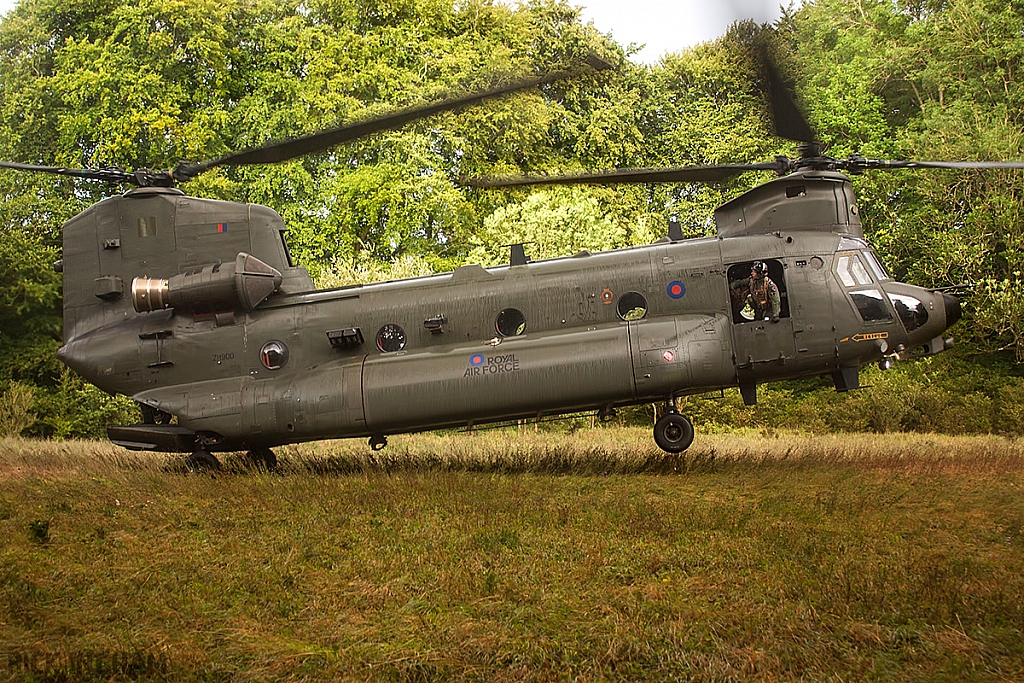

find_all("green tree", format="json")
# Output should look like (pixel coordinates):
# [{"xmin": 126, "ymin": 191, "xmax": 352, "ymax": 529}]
[
  {"xmin": 1, "ymin": 0, "xmax": 621, "ymax": 272},
  {"xmin": 468, "ymin": 188, "xmax": 659, "ymax": 266},
  {"xmin": 0, "ymin": 229, "xmax": 62, "ymax": 385},
  {"xmin": 639, "ymin": 23, "xmax": 790, "ymax": 235},
  {"xmin": 788, "ymin": 0, "xmax": 1024, "ymax": 356}
]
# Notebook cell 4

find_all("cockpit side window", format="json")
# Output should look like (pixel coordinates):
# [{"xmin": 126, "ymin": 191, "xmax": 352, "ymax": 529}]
[
  {"xmin": 280, "ymin": 230, "xmax": 295, "ymax": 268},
  {"xmin": 850, "ymin": 289, "xmax": 892, "ymax": 322}
]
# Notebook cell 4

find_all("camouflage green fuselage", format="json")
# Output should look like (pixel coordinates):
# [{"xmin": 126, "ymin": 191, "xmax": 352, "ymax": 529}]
[{"xmin": 57, "ymin": 173, "xmax": 957, "ymax": 451}]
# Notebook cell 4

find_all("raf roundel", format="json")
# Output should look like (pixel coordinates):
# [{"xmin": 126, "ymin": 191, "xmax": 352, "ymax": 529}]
[
  {"xmin": 470, "ymin": 354, "xmax": 485, "ymax": 367},
  {"xmin": 667, "ymin": 280, "xmax": 686, "ymax": 299}
]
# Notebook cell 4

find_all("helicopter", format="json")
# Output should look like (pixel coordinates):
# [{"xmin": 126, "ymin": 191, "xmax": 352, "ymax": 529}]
[{"xmin": 2, "ymin": 50, "xmax": 1021, "ymax": 469}]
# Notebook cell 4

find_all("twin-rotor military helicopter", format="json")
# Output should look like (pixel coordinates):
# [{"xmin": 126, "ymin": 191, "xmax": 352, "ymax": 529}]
[{"xmin": 3, "ymin": 47, "xmax": 1021, "ymax": 469}]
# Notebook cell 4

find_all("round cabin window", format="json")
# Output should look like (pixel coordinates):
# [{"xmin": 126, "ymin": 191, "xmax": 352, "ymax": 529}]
[
  {"xmin": 495, "ymin": 308, "xmax": 527, "ymax": 337},
  {"xmin": 259, "ymin": 340, "xmax": 289, "ymax": 370},
  {"xmin": 616, "ymin": 292, "xmax": 648, "ymax": 321},
  {"xmin": 376, "ymin": 324, "xmax": 407, "ymax": 353}
]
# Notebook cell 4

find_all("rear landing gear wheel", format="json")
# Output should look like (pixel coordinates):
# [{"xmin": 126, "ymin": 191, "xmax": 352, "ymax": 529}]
[
  {"xmin": 653, "ymin": 413, "xmax": 694, "ymax": 453},
  {"xmin": 369, "ymin": 435, "xmax": 388, "ymax": 451},
  {"xmin": 246, "ymin": 447, "xmax": 278, "ymax": 471},
  {"xmin": 185, "ymin": 450, "xmax": 221, "ymax": 471},
  {"xmin": 140, "ymin": 404, "xmax": 172, "ymax": 425}
]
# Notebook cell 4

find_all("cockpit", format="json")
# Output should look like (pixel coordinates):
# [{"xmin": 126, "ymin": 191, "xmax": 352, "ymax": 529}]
[
  {"xmin": 833, "ymin": 238, "xmax": 960, "ymax": 361},
  {"xmin": 833, "ymin": 241, "xmax": 933, "ymax": 334}
]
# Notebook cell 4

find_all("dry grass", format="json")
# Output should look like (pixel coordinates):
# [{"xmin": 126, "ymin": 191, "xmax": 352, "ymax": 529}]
[
  {"xmin": 4, "ymin": 428, "xmax": 1023, "ymax": 477},
  {"xmin": 1, "ymin": 430, "xmax": 1022, "ymax": 681}
]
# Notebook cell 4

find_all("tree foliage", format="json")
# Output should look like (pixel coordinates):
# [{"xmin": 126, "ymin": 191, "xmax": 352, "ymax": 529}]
[
  {"xmin": 467, "ymin": 188, "xmax": 659, "ymax": 266},
  {"xmin": 3, "ymin": 0, "xmax": 1024, "ymax": 435}
]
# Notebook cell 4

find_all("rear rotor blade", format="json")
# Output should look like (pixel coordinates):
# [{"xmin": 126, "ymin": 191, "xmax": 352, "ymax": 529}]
[
  {"xmin": 0, "ymin": 161, "xmax": 136, "ymax": 184},
  {"xmin": 175, "ymin": 58, "xmax": 615, "ymax": 182},
  {"xmin": 3, "ymin": 56, "xmax": 614, "ymax": 188},
  {"xmin": 465, "ymin": 161, "xmax": 788, "ymax": 188}
]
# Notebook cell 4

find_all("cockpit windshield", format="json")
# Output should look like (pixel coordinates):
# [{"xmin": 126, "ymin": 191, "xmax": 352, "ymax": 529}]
[
  {"xmin": 836, "ymin": 253, "xmax": 873, "ymax": 287},
  {"xmin": 863, "ymin": 251, "xmax": 889, "ymax": 281},
  {"xmin": 889, "ymin": 293, "xmax": 928, "ymax": 331}
]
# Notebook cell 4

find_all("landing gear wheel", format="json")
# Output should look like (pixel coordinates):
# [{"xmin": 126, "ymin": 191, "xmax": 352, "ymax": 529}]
[
  {"xmin": 653, "ymin": 413, "xmax": 694, "ymax": 453},
  {"xmin": 185, "ymin": 450, "xmax": 221, "ymax": 471},
  {"xmin": 369, "ymin": 435, "xmax": 388, "ymax": 451},
  {"xmin": 140, "ymin": 404, "xmax": 172, "ymax": 425},
  {"xmin": 246, "ymin": 447, "xmax": 278, "ymax": 471}
]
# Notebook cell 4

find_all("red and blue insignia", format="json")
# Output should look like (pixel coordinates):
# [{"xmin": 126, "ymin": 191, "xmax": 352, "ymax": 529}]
[
  {"xmin": 470, "ymin": 354, "xmax": 485, "ymax": 366},
  {"xmin": 667, "ymin": 280, "xmax": 686, "ymax": 299},
  {"xmin": 217, "ymin": 222, "xmax": 228, "ymax": 233}
]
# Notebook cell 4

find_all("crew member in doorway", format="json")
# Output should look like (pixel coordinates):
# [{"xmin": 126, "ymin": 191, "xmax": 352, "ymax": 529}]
[{"xmin": 747, "ymin": 261, "xmax": 780, "ymax": 322}]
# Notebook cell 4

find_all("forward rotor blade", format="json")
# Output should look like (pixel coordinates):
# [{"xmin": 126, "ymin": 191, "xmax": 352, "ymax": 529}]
[
  {"xmin": 762, "ymin": 59, "xmax": 814, "ymax": 143},
  {"xmin": 175, "ymin": 58, "xmax": 615, "ymax": 182},
  {"xmin": 0, "ymin": 161, "xmax": 136, "ymax": 184},
  {"xmin": 465, "ymin": 162, "xmax": 786, "ymax": 188},
  {"xmin": 852, "ymin": 159, "xmax": 1024, "ymax": 171}
]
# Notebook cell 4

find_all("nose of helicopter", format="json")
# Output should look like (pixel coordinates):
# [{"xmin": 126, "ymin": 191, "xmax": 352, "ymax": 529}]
[{"xmin": 942, "ymin": 292, "xmax": 962, "ymax": 327}]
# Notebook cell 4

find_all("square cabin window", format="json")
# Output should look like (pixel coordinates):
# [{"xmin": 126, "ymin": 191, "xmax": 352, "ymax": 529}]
[{"xmin": 137, "ymin": 216, "xmax": 157, "ymax": 237}]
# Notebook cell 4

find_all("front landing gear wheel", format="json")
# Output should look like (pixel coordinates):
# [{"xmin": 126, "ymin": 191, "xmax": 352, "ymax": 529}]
[
  {"xmin": 185, "ymin": 450, "xmax": 221, "ymax": 471},
  {"xmin": 369, "ymin": 435, "xmax": 388, "ymax": 451},
  {"xmin": 246, "ymin": 447, "xmax": 278, "ymax": 471},
  {"xmin": 653, "ymin": 413, "xmax": 694, "ymax": 453}
]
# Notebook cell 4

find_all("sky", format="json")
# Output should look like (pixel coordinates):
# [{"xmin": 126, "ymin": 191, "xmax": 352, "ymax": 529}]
[
  {"xmin": 0, "ymin": 0, "xmax": 797, "ymax": 63},
  {"xmin": 574, "ymin": 0, "xmax": 797, "ymax": 63}
]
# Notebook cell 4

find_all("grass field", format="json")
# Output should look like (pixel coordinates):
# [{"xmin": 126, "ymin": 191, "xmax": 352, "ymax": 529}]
[{"xmin": 1, "ymin": 429, "xmax": 1022, "ymax": 682}]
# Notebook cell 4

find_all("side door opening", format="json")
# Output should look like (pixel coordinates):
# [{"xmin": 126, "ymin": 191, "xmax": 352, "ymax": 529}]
[{"xmin": 727, "ymin": 259, "xmax": 790, "ymax": 323}]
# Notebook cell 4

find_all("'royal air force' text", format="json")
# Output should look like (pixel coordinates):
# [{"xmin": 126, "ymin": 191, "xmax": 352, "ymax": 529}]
[{"xmin": 464, "ymin": 354, "xmax": 520, "ymax": 378}]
